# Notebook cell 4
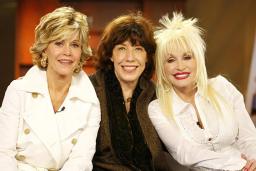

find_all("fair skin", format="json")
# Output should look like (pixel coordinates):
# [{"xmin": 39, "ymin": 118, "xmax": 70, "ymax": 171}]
[
  {"xmin": 164, "ymin": 48, "xmax": 204, "ymax": 128},
  {"xmin": 111, "ymin": 40, "xmax": 147, "ymax": 112},
  {"xmin": 242, "ymin": 154, "xmax": 256, "ymax": 171},
  {"xmin": 43, "ymin": 31, "xmax": 82, "ymax": 112}
]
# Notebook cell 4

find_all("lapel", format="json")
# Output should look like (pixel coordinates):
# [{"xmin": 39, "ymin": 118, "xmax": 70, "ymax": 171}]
[
  {"xmin": 90, "ymin": 71, "xmax": 112, "ymax": 148},
  {"xmin": 16, "ymin": 66, "xmax": 61, "ymax": 165},
  {"xmin": 135, "ymin": 78, "xmax": 162, "ymax": 157},
  {"xmin": 23, "ymin": 105, "xmax": 62, "ymax": 166}
]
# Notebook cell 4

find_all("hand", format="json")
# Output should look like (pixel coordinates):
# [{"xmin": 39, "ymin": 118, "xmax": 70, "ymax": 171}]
[{"xmin": 241, "ymin": 154, "xmax": 256, "ymax": 171}]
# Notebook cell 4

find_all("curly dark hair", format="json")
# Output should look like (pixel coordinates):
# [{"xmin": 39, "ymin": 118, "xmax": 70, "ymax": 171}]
[{"xmin": 96, "ymin": 12, "xmax": 156, "ymax": 79}]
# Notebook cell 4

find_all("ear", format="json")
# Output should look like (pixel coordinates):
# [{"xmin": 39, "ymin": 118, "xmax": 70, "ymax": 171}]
[{"xmin": 110, "ymin": 57, "xmax": 113, "ymax": 62}]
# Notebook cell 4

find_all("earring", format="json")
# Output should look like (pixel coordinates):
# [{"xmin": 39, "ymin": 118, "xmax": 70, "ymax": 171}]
[
  {"xmin": 41, "ymin": 53, "xmax": 48, "ymax": 68},
  {"xmin": 74, "ymin": 62, "xmax": 82, "ymax": 73}
]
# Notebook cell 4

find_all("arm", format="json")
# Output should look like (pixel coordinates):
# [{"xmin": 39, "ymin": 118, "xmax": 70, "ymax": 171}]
[
  {"xmin": 0, "ymin": 82, "xmax": 20, "ymax": 171},
  {"xmin": 148, "ymin": 100, "xmax": 246, "ymax": 170},
  {"xmin": 225, "ymin": 77, "xmax": 256, "ymax": 160},
  {"xmin": 60, "ymin": 103, "xmax": 101, "ymax": 171}
]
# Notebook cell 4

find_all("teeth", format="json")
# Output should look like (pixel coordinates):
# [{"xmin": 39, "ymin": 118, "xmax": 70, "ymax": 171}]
[
  {"xmin": 123, "ymin": 66, "xmax": 136, "ymax": 72},
  {"xmin": 175, "ymin": 74, "xmax": 188, "ymax": 78},
  {"xmin": 59, "ymin": 59, "xmax": 72, "ymax": 64}
]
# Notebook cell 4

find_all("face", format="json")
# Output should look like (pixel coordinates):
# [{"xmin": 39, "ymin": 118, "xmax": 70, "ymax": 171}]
[
  {"xmin": 44, "ymin": 32, "xmax": 82, "ymax": 77},
  {"xmin": 164, "ymin": 48, "xmax": 197, "ymax": 93},
  {"xmin": 111, "ymin": 40, "xmax": 147, "ymax": 85}
]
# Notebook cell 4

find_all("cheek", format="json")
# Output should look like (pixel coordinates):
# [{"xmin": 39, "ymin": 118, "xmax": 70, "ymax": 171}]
[{"xmin": 164, "ymin": 63, "xmax": 174, "ymax": 75}]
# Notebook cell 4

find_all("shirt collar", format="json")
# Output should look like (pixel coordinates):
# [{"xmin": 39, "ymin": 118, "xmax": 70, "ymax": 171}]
[
  {"xmin": 171, "ymin": 88, "xmax": 203, "ymax": 114},
  {"xmin": 19, "ymin": 66, "xmax": 98, "ymax": 104}
]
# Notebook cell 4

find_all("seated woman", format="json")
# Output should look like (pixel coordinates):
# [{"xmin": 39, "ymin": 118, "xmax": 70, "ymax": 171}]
[
  {"xmin": 148, "ymin": 12, "xmax": 256, "ymax": 171},
  {"xmin": 90, "ymin": 12, "xmax": 179, "ymax": 171},
  {"xmin": 0, "ymin": 7, "xmax": 100, "ymax": 171}
]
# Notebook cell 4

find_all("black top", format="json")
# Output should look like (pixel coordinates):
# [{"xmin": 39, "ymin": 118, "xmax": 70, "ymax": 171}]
[{"xmin": 104, "ymin": 70, "xmax": 153, "ymax": 171}]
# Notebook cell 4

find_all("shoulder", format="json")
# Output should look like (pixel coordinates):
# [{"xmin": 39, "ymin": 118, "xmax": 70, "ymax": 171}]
[
  {"xmin": 139, "ymin": 78, "xmax": 156, "ymax": 101},
  {"xmin": 208, "ymin": 75, "xmax": 242, "ymax": 99},
  {"xmin": 148, "ymin": 99, "xmax": 161, "ymax": 114},
  {"xmin": 89, "ymin": 70, "xmax": 104, "ymax": 88},
  {"xmin": 209, "ymin": 75, "xmax": 238, "ymax": 91},
  {"xmin": 74, "ymin": 71, "xmax": 99, "ymax": 104}
]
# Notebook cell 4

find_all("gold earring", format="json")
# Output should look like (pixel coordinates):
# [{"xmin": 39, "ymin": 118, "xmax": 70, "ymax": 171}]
[
  {"xmin": 41, "ymin": 54, "xmax": 48, "ymax": 68},
  {"xmin": 74, "ymin": 62, "xmax": 82, "ymax": 73}
]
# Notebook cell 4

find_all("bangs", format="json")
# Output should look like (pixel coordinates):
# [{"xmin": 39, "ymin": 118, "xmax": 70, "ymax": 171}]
[
  {"xmin": 112, "ymin": 23, "xmax": 146, "ymax": 47},
  {"xmin": 50, "ymin": 29, "xmax": 80, "ymax": 42},
  {"xmin": 165, "ymin": 37, "xmax": 192, "ymax": 57}
]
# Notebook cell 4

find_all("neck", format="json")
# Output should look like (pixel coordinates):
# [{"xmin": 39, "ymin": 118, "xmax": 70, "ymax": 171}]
[
  {"xmin": 120, "ymin": 80, "xmax": 137, "ymax": 100},
  {"xmin": 46, "ymin": 71, "xmax": 72, "ymax": 112},
  {"xmin": 174, "ymin": 86, "xmax": 197, "ymax": 103},
  {"xmin": 46, "ymin": 71, "xmax": 72, "ymax": 92}
]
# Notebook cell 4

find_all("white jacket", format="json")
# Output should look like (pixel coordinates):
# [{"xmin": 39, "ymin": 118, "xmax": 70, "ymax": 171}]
[{"xmin": 0, "ymin": 66, "xmax": 101, "ymax": 171}]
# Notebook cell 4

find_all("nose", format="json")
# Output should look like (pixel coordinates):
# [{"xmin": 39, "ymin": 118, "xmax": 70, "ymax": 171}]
[
  {"xmin": 177, "ymin": 60, "xmax": 185, "ymax": 70},
  {"xmin": 64, "ymin": 44, "xmax": 71, "ymax": 56},
  {"xmin": 126, "ymin": 49, "xmax": 135, "ymax": 61}
]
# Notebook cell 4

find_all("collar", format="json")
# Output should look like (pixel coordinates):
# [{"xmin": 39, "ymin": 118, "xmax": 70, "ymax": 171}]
[
  {"xmin": 18, "ymin": 66, "xmax": 98, "ymax": 104},
  {"xmin": 172, "ymin": 89, "xmax": 206, "ymax": 115}
]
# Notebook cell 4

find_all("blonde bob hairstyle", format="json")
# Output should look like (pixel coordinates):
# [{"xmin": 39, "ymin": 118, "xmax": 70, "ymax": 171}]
[
  {"xmin": 30, "ymin": 6, "xmax": 92, "ymax": 73},
  {"xmin": 154, "ymin": 12, "xmax": 221, "ymax": 118}
]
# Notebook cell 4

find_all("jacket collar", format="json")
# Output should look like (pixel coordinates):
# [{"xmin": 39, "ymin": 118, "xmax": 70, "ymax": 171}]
[{"xmin": 19, "ymin": 66, "xmax": 98, "ymax": 104}]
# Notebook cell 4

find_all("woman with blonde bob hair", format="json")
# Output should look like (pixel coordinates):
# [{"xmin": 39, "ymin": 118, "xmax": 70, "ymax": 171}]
[
  {"xmin": 148, "ymin": 12, "xmax": 256, "ymax": 171},
  {"xmin": 0, "ymin": 7, "xmax": 100, "ymax": 171}
]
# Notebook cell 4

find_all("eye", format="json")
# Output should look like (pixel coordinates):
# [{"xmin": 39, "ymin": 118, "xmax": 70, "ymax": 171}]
[
  {"xmin": 71, "ymin": 42, "xmax": 81, "ymax": 48},
  {"xmin": 167, "ymin": 57, "xmax": 175, "ymax": 63},
  {"xmin": 134, "ymin": 46, "xmax": 144, "ymax": 51},
  {"xmin": 54, "ymin": 41, "xmax": 64, "ymax": 46},
  {"xmin": 183, "ymin": 55, "xmax": 192, "ymax": 60},
  {"xmin": 117, "ymin": 46, "xmax": 126, "ymax": 51}
]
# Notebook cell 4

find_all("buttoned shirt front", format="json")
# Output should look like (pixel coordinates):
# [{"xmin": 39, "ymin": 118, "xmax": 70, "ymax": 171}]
[
  {"xmin": 148, "ymin": 76, "xmax": 256, "ymax": 170},
  {"xmin": 0, "ymin": 66, "xmax": 101, "ymax": 171}
]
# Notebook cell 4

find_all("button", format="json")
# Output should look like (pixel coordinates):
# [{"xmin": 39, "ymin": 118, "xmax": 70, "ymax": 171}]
[
  {"xmin": 48, "ymin": 168, "xmax": 58, "ymax": 171},
  {"xmin": 24, "ymin": 128, "xmax": 30, "ymax": 135},
  {"xmin": 208, "ymin": 138, "xmax": 212, "ymax": 141},
  {"xmin": 71, "ymin": 138, "xmax": 77, "ymax": 145},
  {"xmin": 15, "ymin": 154, "xmax": 26, "ymax": 161},
  {"xmin": 32, "ymin": 92, "xmax": 38, "ymax": 98}
]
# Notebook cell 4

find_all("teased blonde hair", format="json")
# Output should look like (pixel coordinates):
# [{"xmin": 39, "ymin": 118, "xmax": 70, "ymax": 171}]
[
  {"xmin": 154, "ymin": 12, "xmax": 222, "ymax": 119},
  {"xmin": 30, "ymin": 6, "xmax": 92, "ymax": 73}
]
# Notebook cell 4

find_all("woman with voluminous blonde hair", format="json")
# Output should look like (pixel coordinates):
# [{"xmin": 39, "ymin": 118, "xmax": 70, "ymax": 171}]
[{"xmin": 148, "ymin": 12, "xmax": 256, "ymax": 171}]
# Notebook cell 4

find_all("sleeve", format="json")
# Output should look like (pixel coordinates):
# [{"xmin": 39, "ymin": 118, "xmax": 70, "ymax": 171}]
[
  {"xmin": 60, "ymin": 102, "xmax": 101, "ymax": 171},
  {"xmin": 148, "ymin": 100, "xmax": 246, "ymax": 170},
  {"xmin": 221, "ymin": 76, "xmax": 256, "ymax": 160},
  {"xmin": 0, "ymin": 81, "xmax": 20, "ymax": 171}
]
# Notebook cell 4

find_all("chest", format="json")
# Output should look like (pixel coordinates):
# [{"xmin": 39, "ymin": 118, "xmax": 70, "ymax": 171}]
[{"xmin": 174, "ymin": 101, "xmax": 239, "ymax": 150}]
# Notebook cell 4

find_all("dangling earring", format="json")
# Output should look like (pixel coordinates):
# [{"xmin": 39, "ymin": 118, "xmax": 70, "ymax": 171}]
[
  {"xmin": 74, "ymin": 62, "xmax": 82, "ymax": 73},
  {"xmin": 41, "ymin": 53, "xmax": 48, "ymax": 68}
]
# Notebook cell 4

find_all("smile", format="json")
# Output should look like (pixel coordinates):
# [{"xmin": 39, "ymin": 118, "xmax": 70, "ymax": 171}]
[
  {"xmin": 58, "ymin": 59, "xmax": 73, "ymax": 64},
  {"xmin": 122, "ymin": 66, "xmax": 138, "ymax": 72},
  {"xmin": 173, "ymin": 72, "xmax": 190, "ymax": 80}
]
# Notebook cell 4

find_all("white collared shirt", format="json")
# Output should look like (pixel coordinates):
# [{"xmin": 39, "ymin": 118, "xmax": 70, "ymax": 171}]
[
  {"xmin": 148, "ymin": 75, "xmax": 256, "ymax": 170},
  {"xmin": 0, "ymin": 66, "xmax": 101, "ymax": 171}
]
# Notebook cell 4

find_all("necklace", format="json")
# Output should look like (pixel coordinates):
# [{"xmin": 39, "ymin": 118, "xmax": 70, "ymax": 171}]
[{"xmin": 126, "ymin": 97, "xmax": 132, "ymax": 103}]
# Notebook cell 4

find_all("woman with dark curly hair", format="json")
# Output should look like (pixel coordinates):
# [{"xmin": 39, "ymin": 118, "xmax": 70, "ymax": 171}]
[{"xmin": 90, "ymin": 12, "xmax": 178, "ymax": 171}]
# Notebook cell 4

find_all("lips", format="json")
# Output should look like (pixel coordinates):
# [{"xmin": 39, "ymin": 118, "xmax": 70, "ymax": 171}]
[
  {"xmin": 122, "ymin": 65, "xmax": 138, "ymax": 72},
  {"xmin": 58, "ymin": 59, "xmax": 73, "ymax": 65},
  {"xmin": 173, "ymin": 72, "xmax": 190, "ymax": 80}
]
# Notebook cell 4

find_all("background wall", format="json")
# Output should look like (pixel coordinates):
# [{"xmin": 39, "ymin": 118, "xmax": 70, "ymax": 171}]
[
  {"xmin": 0, "ymin": 0, "xmax": 16, "ymax": 104},
  {"xmin": 186, "ymin": 0, "xmax": 256, "ymax": 95}
]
